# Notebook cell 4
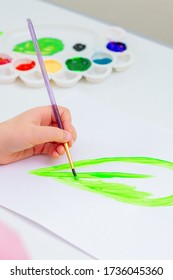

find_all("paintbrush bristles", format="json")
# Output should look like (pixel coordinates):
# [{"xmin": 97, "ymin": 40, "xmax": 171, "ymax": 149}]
[
  {"xmin": 64, "ymin": 143, "xmax": 77, "ymax": 177},
  {"xmin": 72, "ymin": 168, "xmax": 77, "ymax": 177}
]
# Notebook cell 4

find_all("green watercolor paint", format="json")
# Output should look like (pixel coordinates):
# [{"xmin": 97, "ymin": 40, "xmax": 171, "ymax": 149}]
[
  {"xmin": 0, "ymin": 31, "xmax": 3, "ymax": 35},
  {"xmin": 65, "ymin": 57, "xmax": 92, "ymax": 72},
  {"xmin": 30, "ymin": 157, "xmax": 173, "ymax": 207},
  {"xmin": 13, "ymin": 37, "xmax": 64, "ymax": 56}
]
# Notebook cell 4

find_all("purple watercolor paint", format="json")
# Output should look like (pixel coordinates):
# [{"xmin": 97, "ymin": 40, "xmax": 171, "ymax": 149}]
[{"xmin": 107, "ymin": 41, "xmax": 127, "ymax": 52}]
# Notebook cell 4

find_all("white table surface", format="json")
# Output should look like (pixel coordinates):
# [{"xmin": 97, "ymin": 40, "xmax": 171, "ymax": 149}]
[{"xmin": 0, "ymin": 0, "xmax": 173, "ymax": 259}]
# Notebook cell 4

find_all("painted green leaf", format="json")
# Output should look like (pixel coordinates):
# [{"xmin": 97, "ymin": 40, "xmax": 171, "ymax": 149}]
[
  {"xmin": 30, "ymin": 157, "xmax": 173, "ymax": 207},
  {"xmin": 13, "ymin": 37, "xmax": 64, "ymax": 56}
]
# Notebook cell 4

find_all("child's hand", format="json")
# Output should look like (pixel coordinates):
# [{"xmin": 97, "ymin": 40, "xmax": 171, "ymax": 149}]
[{"xmin": 0, "ymin": 106, "xmax": 77, "ymax": 164}]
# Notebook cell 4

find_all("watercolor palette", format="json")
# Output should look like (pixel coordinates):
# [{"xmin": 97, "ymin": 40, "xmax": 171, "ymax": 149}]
[{"xmin": 0, "ymin": 24, "xmax": 133, "ymax": 87}]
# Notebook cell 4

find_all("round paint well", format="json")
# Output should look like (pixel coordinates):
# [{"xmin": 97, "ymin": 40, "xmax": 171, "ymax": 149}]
[
  {"xmin": 73, "ymin": 43, "xmax": 86, "ymax": 52},
  {"xmin": 92, "ymin": 52, "xmax": 113, "ymax": 65},
  {"xmin": 20, "ymin": 71, "xmax": 44, "ymax": 88},
  {"xmin": 113, "ymin": 52, "xmax": 134, "ymax": 72},
  {"xmin": 52, "ymin": 70, "xmax": 82, "ymax": 87},
  {"xmin": 106, "ymin": 41, "xmax": 127, "ymax": 52},
  {"xmin": 0, "ymin": 67, "xmax": 18, "ymax": 83},
  {"xmin": 65, "ymin": 57, "xmax": 92, "ymax": 72},
  {"xmin": 44, "ymin": 59, "xmax": 62, "ymax": 73},
  {"xmin": 13, "ymin": 58, "xmax": 36, "ymax": 71},
  {"xmin": 0, "ymin": 53, "xmax": 12, "ymax": 66},
  {"xmin": 106, "ymin": 26, "xmax": 126, "ymax": 41},
  {"xmin": 84, "ymin": 66, "xmax": 112, "ymax": 83}
]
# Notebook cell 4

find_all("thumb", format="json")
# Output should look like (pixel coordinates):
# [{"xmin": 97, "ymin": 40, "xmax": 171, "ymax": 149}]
[{"xmin": 32, "ymin": 125, "xmax": 72, "ymax": 145}]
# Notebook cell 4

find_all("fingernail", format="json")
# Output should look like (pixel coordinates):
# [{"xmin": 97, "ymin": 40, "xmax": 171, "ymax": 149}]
[
  {"xmin": 68, "ymin": 140, "xmax": 75, "ymax": 147},
  {"xmin": 64, "ymin": 131, "xmax": 72, "ymax": 141}
]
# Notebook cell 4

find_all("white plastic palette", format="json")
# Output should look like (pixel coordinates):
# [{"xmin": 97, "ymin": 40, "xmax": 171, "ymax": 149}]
[{"xmin": 0, "ymin": 24, "xmax": 134, "ymax": 87}]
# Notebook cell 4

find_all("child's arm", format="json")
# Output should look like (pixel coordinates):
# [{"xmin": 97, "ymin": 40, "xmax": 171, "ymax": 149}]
[{"xmin": 0, "ymin": 106, "xmax": 77, "ymax": 164}]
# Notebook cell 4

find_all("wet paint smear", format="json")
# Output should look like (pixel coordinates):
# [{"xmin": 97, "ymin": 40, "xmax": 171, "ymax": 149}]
[
  {"xmin": 93, "ymin": 58, "xmax": 112, "ymax": 65},
  {"xmin": 13, "ymin": 38, "xmax": 64, "ymax": 56},
  {"xmin": 16, "ymin": 61, "xmax": 35, "ymax": 71},
  {"xmin": 107, "ymin": 41, "xmax": 127, "ymax": 52},
  {"xmin": 30, "ymin": 156, "xmax": 173, "ymax": 207},
  {"xmin": 0, "ymin": 57, "xmax": 12, "ymax": 65},
  {"xmin": 65, "ymin": 57, "xmax": 91, "ymax": 72},
  {"xmin": 73, "ymin": 43, "xmax": 86, "ymax": 52},
  {"xmin": 44, "ymin": 60, "xmax": 62, "ymax": 73}
]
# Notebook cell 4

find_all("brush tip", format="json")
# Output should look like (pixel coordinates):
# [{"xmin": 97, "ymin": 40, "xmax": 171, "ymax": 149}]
[{"xmin": 72, "ymin": 168, "xmax": 77, "ymax": 177}]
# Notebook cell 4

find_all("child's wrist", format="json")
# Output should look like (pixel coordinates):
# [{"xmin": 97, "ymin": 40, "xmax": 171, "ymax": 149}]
[{"xmin": 0, "ymin": 122, "xmax": 8, "ymax": 164}]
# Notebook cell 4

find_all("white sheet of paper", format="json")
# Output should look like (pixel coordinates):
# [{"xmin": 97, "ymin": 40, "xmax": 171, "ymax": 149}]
[{"xmin": 1, "ymin": 92, "xmax": 173, "ymax": 259}]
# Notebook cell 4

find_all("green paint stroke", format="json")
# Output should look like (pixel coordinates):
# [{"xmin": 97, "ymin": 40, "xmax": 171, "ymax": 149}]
[
  {"xmin": 0, "ymin": 31, "xmax": 3, "ymax": 35},
  {"xmin": 30, "ymin": 157, "xmax": 173, "ymax": 207},
  {"xmin": 13, "ymin": 37, "xmax": 64, "ymax": 56}
]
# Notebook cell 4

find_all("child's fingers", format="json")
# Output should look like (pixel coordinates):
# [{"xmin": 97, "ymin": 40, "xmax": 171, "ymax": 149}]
[
  {"xmin": 24, "ymin": 105, "xmax": 72, "ymax": 127},
  {"xmin": 58, "ymin": 106, "xmax": 72, "ymax": 123},
  {"xmin": 54, "ymin": 144, "xmax": 65, "ymax": 158},
  {"xmin": 32, "ymin": 125, "xmax": 72, "ymax": 146},
  {"xmin": 68, "ymin": 139, "xmax": 75, "ymax": 148},
  {"xmin": 62, "ymin": 121, "xmax": 77, "ymax": 142},
  {"xmin": 39, "ymin": 143, "xmax": 63, "ymax": 159}
]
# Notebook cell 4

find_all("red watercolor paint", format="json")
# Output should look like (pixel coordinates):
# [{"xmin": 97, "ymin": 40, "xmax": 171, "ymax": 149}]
[
  {"xmin": 16, "ymin": 61, "xmax": 35, "ymax": 71},
  {"xmin": 0, "ymin": 57, "xmax": 12, "ymax": 65}
]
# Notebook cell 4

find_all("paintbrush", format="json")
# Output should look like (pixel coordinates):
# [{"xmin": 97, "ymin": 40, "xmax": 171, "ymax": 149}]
[{"xmin": 27, "ymin": 18, "xmax": 77, "ymax": 177}]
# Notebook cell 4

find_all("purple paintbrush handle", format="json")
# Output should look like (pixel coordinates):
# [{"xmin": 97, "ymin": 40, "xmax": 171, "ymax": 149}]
[{"xmin": 27, "ymin": 18, "xmax": 63, "ymax": 129}]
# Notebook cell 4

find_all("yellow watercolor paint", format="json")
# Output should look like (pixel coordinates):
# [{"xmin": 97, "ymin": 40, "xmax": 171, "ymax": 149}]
[{"xmin": 44, "ymin": 59, "xmax": 62, "ymax": 73}]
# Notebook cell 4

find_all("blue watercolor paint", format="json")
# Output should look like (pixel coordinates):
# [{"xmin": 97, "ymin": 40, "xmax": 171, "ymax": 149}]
[
  {"xmin": 107, "ymin": 41, "xmax": 127, "ymax": 52},
  {"xmin": 92, "ymin": 52, "xmax": 113, "ymax": 65},
  {"xmin": 93, "ymin": 57, "xmax": 112, "ymax": 65}
]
